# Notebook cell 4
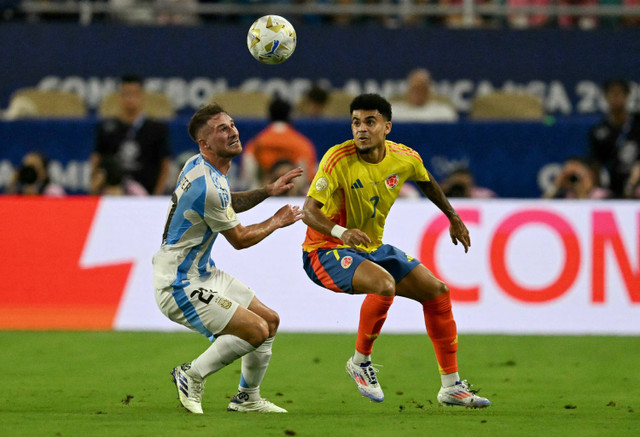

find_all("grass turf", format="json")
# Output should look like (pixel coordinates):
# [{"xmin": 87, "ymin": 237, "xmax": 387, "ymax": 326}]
[{"xmin": 0, "ymin": 332, "xmax": 638, "ymax": 436}]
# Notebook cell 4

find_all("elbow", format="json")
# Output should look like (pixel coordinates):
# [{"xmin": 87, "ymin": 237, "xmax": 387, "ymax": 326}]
[{"xmin": 230, "ymin": 240, "xmax": 250, "ymax": 250}]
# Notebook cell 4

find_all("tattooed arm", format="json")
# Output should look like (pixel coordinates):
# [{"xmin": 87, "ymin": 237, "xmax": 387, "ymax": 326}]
[
  {"xmin": 231, "ymin": 167, "xmax": 303, "ymax": 213},
  {"xmin": 231, "ymin": 188, "xmax": 270, "ymax": 213}
]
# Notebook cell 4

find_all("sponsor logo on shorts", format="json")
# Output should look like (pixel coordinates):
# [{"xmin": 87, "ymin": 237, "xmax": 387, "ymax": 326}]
[
  {"xmin": 341, "ymin": 256, "xmax": 353, "ymax": 269},
  {"xmin": 385, "ymin": 174, "xmax": 399, "ymax": 189}
]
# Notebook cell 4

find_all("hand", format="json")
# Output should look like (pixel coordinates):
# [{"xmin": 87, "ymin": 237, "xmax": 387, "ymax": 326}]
[
  {"xmin": 266, "ymin": 167, "xmax": 304, "ymax": 196},
  {"xmin": 449, "ymin": 214, "xmax": 471, "ymax": 253},
  {"xmin": 341, "ymin": 229, "xmax": 372, "ymax": 251},
  {"xmin": 273, "ymin": 204, "xmax": 303, "ymax": 228}
]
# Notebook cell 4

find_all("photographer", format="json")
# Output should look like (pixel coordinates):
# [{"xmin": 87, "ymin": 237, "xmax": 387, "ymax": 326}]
[
  {"xmin": 6, "ymin": 152, "xmax": 65, "ymax": 196},
  {"xmin": 441, "ymin": 167, "xmax": 497, "ymax": 198},
  {"xmin": 543, "ymin": 157, "xmax": 610, "ymax": 199}
]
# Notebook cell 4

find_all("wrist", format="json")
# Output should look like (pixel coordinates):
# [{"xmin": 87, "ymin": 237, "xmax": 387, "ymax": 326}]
[
  {"xmin": 445, "ymin": 210, "xmax": 459, "ymax": 220},
  {"xmin": 330, "ymin": 224, "xmax": 347, "ymax": 240}
]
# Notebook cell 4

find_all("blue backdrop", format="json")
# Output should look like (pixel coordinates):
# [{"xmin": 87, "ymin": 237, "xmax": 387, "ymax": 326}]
[
  {"xmin": 0, "ymin": 117, "xmax": 596, "ymax": 197},
  {"xmin": 1, "ymin": 24, "xmax": 639, "ymax": 114}
]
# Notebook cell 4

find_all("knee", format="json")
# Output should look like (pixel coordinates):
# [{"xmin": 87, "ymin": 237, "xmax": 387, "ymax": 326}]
[
  {"xmin": 437, "ymin": 281, "xmax": 449, "ymax": 296},
  {"xmin": 247, "ymin": 318, "xmax": 270, "ymax": 347},
  {"xmin": 264, "ymin": 309, "xmax": 280, "ymax": 337},
  {"xmin": 374, "ymin": 276, "xmax": 396, "ymax": 297},
  {"xmin": 426, "ymin": 280, "xmax": 449, "ymax": 300}
]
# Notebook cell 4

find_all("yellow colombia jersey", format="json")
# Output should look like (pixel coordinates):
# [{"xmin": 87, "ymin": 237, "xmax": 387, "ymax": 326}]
[{"xmin": 303, "ymin": 139, "xmax": 430, "ymax": 253}]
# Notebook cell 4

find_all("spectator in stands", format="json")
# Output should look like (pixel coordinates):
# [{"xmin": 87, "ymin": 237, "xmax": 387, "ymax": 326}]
[
  {"xmin": 588, "ymin": 79, "xmax": 640, "ymax": 198},
  {"xmin": 624, "ymin": 161, "xmax": 640, "ymax": 198},
  {"xmin": 439, "ymin": 0, "xmax": 488, "ymax": 27},
  {"xmin": 391, "ymin": 69, "xmax": 458, "ymax": 122},
  {"xmin": 264, "ymin": 159, "xmax": 308, "ymax": 197},
  {"xmin": 557, "ymin": 0, "xmax": 598, "ymax": 29},
  {"xmin": 297, "ymin": 84, "xmax": 330, "ymax": 118},
  {"xmin": 506, "ymin": 0, "xmax": 550, "ymax": 28},
  {"xmin": 89, "ymin": 155, "xmax": 148, "ymax": 196},
  {"xmin": 6, "ymin": 151, "xmax": 65, "ymax": 196},
  {"xmin": 240, "ymin": 95, "xmax": 317, "ymax": 192},
  {"xmin": 92, "ymin": 74, "xmax": 172, "ymax": 195},
  {"xmin": 542, "ymin": 156, "xmax": 611, "ymax": 199},
  {"xmin": 441, "ymin": 167, "xmax": 497, "ymax": 198}
]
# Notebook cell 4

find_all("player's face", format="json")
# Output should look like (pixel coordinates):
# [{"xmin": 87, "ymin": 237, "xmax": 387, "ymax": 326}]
[
  {"xmin": 201, "ymin": 113, "xmax": 242, "ymax": 158},
  {"xmin": 351, "ymin": 110, "xmax": 391, "ymax": 153}
]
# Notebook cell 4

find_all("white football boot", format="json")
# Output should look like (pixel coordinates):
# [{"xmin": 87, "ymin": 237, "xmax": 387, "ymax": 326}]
[
  {"xmin": 227, "ymin": 393, "xmax": 288, "ymax": 413},
  {"xmin": 437, "ymin": 380, "xmax": 491, "ymax": 408},
  {"xmin": 345, "ymin": 357, "xmax": 385, "ymax": 402},
  {"xmin": 171, "ymin": 363, "xmax": 205, "ymax": 414}
]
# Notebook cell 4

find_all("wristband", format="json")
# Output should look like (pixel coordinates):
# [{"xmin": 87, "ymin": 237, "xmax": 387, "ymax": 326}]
[{"xmin": 330, "ymin": 224, "xmax": 347, "ymax": 240}]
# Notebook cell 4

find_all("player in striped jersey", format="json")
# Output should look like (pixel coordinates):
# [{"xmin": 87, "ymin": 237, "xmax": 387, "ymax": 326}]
[
  {"xmin": 153, "ymin": 104, "xmax": 303, "ymax": 414},
  {"xmin": 302, "ymin": 94, "xmax": 490, "ymax": 408}
]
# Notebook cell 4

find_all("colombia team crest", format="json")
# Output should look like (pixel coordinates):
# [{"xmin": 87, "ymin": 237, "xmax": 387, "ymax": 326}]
[
  {"xmin": 385, "ymin": 174, "xmax": 399, "ymax": 189},
  {"xmin": 341, "ymin": 256, "xmax": 353, "ymax": 269}
]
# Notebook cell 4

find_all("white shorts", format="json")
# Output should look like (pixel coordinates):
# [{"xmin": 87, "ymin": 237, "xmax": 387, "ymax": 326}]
[{"xmin": 155, "ymin": 269, "xmax": 256, "ymax": 340}]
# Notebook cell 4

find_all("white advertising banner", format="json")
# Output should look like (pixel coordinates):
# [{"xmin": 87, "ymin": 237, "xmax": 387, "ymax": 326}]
[{"xmin": 83, "ymin": 198, "xmax": 639, "ymax": 335}]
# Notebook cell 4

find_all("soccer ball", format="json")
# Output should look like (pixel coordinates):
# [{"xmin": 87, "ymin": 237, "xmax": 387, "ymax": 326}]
[{"xmin": 247, "ymin": 15, "xmax": 297, "ymax": 65}]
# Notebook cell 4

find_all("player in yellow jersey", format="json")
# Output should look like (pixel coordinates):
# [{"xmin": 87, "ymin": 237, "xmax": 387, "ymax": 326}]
[{"xmin": 301, "ymin": 94, "xmax": 490, "ymax": 408}]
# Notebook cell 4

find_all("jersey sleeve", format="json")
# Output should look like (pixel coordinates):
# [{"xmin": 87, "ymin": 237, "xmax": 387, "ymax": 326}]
[
  {"xmin": 306, "ymin": 150, "xmax": 340, "ymax": 205},
  {"xmin": 410, "ymin": 150, "xmax": 430, "ymax": 182},
  {"xmin": 203, "ymin": 185, "xmax": 240, "ymax": 233}
]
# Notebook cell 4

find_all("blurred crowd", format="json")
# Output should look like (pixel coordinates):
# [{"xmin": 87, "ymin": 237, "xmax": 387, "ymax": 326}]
[
  {"xmin": 2, "ymin": 72, "xmax": 640, "ymax": 200},
  {"xmin": 3, "ymin": 0, "xmax": 640, "ymax": 29}
]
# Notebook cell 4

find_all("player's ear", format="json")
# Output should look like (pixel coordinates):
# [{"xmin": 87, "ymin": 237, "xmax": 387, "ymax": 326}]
[{"xmin": 385, "ymin": 121, "xmax": 392, "ymax": 135}]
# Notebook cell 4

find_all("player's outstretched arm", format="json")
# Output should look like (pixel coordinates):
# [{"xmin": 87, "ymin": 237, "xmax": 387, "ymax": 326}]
[
  {"xmin": 416, "ymin": 174, "xmax": 471, "ymax": 253},
  {"xmin": 231, "ymin": 167, "xmax": 304, "ymax": 213},
  {"xmin": 221, "ymin": 204, "xmax": 302, "ymax": 250},
  {"xmin": 302, "ymin": 196, "xmax": 371, "ymax": 250}
]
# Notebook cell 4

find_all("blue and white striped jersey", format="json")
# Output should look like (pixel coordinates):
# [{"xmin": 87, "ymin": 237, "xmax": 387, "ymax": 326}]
[{"xmin": 153, "ymin": 154, "xmax": 240, "ymax": 290}]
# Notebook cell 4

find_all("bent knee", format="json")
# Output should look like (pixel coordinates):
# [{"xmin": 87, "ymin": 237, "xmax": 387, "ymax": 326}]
[
  {"xmin": 373, "ymin": 276, "xmax": 396, "ymax": 297},
  {"xmin": 247, "ymin": 318, "xmax": 270, "ymax": 347},
  {"xmin": 264, "ymin": 309, "xmax": 280, "ymax": 337},
  {"xmin": 436, "ymin": 281, "xmax": 449, "ymax": 296}
]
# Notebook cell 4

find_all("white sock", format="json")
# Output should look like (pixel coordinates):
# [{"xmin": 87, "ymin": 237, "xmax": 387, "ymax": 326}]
[
  {"xmin": 188, "ymin": 335, "xmax": 255, "ymax": 379},
  {"xmin": 352, "ymin": 350, "xmax": 371, "ymax": 365},
  {"xmin": 238, "ymin": 337, "xmax": 274, "ymax": 401},
  {"xmin": 441, "ymin": 372, "xmax": 460, "ymax": 387}
]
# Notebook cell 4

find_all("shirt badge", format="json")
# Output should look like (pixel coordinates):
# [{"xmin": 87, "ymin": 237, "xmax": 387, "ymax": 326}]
[
  {"xmin": 385, "ymin": 174, "xmax": 399, "ymax": 189},
  {"xmin": 315, "ymin": 176, "xmax": 329, "ymax": 191}
]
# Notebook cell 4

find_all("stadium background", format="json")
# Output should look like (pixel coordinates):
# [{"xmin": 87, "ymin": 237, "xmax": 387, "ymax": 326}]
[{"xmin": 0, "ymin": 3, "xmax": 638, "ymax": 335}]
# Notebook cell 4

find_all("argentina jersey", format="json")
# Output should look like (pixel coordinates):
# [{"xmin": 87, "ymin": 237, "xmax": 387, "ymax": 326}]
[{"xmin": 153, "ymin": 154, "xmax": 240, "ymax": 290}]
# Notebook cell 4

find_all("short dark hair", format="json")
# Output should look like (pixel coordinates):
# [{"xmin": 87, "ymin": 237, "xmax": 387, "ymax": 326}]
[
  {"xmin": 121, "ymin": 74, "xmax": 143, "ymax": 86},
  {"xmin": 350, "ymin": 93, "xmax": 392, "ymax": 121},
  {"xmin": 603, "ymin": 79, "xmax": 630, "ymax": 95},
  {"xmin": 307, "ymin": 85, "xmax": 329, "ymax": 104},
  {"xmin": 188, "ymin": 103, "xmax": 226, "ymax": 143},
  {"xmin": 269, "ymin": 97, "xmax": 291, "ymax": 122}
]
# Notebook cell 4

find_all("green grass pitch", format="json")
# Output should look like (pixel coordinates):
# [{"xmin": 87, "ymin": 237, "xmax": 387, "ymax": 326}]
[{"xmin": 1, "ymin": 331, "xmax": 638, "ymax": 436}]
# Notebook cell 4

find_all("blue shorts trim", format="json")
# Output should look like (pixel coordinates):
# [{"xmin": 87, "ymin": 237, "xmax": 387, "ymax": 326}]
[{"xmin": 302, "ymin": 244, "xmax": 421, "ymax": 294}]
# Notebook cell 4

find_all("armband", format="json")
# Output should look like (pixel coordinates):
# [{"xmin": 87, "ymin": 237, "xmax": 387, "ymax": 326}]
[{"xmin": 330, "ymin": 225, "xmax": 347, "ymax": 240}]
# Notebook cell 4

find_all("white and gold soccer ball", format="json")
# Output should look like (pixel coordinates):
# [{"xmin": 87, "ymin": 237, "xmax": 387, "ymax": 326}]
[{"xmin": 247, "ymin": 15, "xmax": 297, "ymax": 65}]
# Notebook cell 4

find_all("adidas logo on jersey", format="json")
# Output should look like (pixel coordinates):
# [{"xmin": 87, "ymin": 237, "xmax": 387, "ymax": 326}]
[{"xmin": 351, "ymin": 179, "xmax": 364, "ymax": 189}]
